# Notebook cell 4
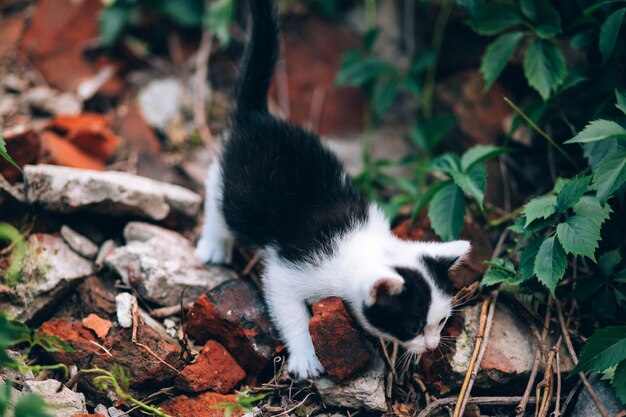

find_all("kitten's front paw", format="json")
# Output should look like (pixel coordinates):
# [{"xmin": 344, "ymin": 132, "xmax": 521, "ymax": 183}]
[
  {"xmin": 195, "ymin": 237, "xmax": 233, "ymax": 264},
  {"xmin": 287, "ymin": 352, "xmax": 324, "ymax": 380}
]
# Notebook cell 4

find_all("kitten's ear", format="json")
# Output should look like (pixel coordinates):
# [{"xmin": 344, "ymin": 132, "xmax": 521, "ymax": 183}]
[
  {"xmin": 369, "ymin": 277, "xmax": 404, "ymax": 305},
  {"xmin": 425, "ymin": 240, "xmax": 471, "ymax": 270}
]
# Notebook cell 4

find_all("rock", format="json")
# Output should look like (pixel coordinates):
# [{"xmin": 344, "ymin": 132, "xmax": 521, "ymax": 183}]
[
  {"xmin": 160, "ymin": 392, "xmax": 243, "ymax": 417},
  {"xmin": 40, "ymin": 318, "xmax": 183, "ymax": 389},
  {"xmin": 571, "ymin": 379, "xmax": 624, "ymax": 417},
  {"xmin": 422, "ymin": 302, "xmax": 575, "ymax": 393},
  {"xmin": 41, "ymin": 131, "xmax": 106, "ymax": 171},
  {"xmin": 94, "ymin": 404, "xmax": 109, "ymax": 416},
  {"xmin": 115, "ymin": 293, "xmax": 136, "ymax": 329},
  {"xmin": 107, "ymin": 407, "xmax": 125, "ymax": 417},
  {"xmin": 24, "ymin": 164, "xmax": 202, "ymax": 220},
  {"xmin": 79, "ymin": 276, "xmax": 117, "ymax": 317},
  {"xmin": 316, "ymin": 355, "xmax": 387, "ymax": 412},
  {"xmin": 186, "ymin": 279, "xmax": 278, "ymax": 374},
  {"xmin": 48, "ymin": 114, "xmax": 121, "ymax": 161},
  {"xmin": 309, "ymin": 297, "xmax": 371, "ymax": 381},
  {"xmin": 105, "ymin": 223, "xmax": 232, "ymax": 306},
  {"xmin": 73, "ymin": 415, "xmax": 105, "ymax": 417},
  {"xmin": 176, "ymin": 340, "xmax": 246, "ymax": 394},
  {"xmin": 21, "ymin": 86, "xmax": 81, "ymax": 116},
  {"xmin": 95, "ymin": 240, "xmax": 117, "ymax": 269},
  {"xmin": 24, "ymin": 380, "xmax": 87, "ymax": 417},
  {"xmin": 82, "ymin": 313, "xmax": 112, "ymax": 339},
  {"xmin": 0, "ymin": 126, "xmax": 40, "ymax": 183},
  {"xmin": 61, "ymin": 225, "xmax": 99, "ymax": 259},
  {"xmin": 138, "ymin": 78, "xmax": 185, "ymax": 131},
  {"xmin": 0, "ymin": 234, "xmax": 95, "ymax": 323}
]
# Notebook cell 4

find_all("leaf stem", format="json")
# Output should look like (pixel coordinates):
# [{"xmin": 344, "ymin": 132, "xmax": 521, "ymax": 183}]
[{"xmin": 504, "ymin": 97, "xmax": 578, "ymax": 168}]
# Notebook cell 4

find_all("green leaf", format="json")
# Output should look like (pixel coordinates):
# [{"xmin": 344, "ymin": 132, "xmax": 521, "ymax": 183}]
[
  {"xmin": 573, "ymin": 326, "xmax": 626, "ymax": 373},
  {"xmin": 555, "ymin": 175, "xmax": 591, "ymax": 213},
  {"xmin": 451, "ymin": 164, "xmax": 487, "ymax": 208},
  {"xmin": 564, "ymin": 120, "xmax": 626, "ymax": 144},
  {"xmin": 206, "ymin": 0, "xmax": 235, "ymax": 46},
  {"xmin": 599, "ymin": 8, "xmax": 626, "ymax": 64},
  {"xmin": 480, "ymin": 32, "xmax": 525, "ymax": 89},
  {"xmin": 520, "ymin": 237, "xmax": 544, "ymax": 280},
  {"xmin": 599, "ymin": 249, "xmax": 622, "ymax": 277},
  {"xmin": 160, "ymin": 0, "xmax": 204, "ymax": 27},
  {"xmin": 523, "ymin": 39, "xmax": 566, "ymax": 101},
  {"xmin": 482, "ymin": 258, "xmax": 518, "ymax": 286},
  {"xmin": 14, "ymin": 393, "xmax": 52, "ymax": 417},
  {"xmin": 556, "ymin": 216, "xmax": 601, "ymax": 261},
  {"xmin": 335, "ymin": 55, "xmax": 397, "ymax": 87},
  {"xmin": 469, "ymin": 3, "xmax": 524, "ymax": 36},
  {"xmin": 411, "ymin": 179, "xmax": 453, "ymax": 218},
  {"xmin": 460, "ymin": 145, "xmax": 509, "ymax": 171},
  {"xmin": 592, "ymin": 148, "xmax": 626, "ymax": 202},
  {"xmin": 527, "ymin": 0, "xmax": 562, "ymax": 38},
  {"xmin": 372, "ymin": 78, "xmax": 400, "ymax": 119},
  {"xmin": 533, "ymin": 236, "xmax": 567, "ymax": 294},
  {"xmin": 583, "ymin": 138, "xmax": 626, "ymax": 171},
  {"xmin": 573, "ymin": 196, "xmax": 613, "ymax": 227},
  {"xmin": 431, "ymin": 153, "xmax": 462, "ymax": 173},
  {"xmin": 613, "ymin": 360, "xmax": 626, "ymax": 404},
  {"xmin": 409, "ymin": 115, "xmax": 456, "ymax": 152},
  {"xmin": 428, "ymin": 184, "xmax": 465, "ymax": 241},
  {"xmin": 523, "ymin": 195, "xmax": 557, "ymax": 226},
  {"xmin": 617, "ymin": 89, "xmax": 626, "ymax": 116},
  {"xmin": 98, "ymin": 3, "xmax": 130, "ymax": 47},
  {"xmin": 0, "ymin": 131, "xmax": 21, "ymax": 173},
  {"xmin": 455, "ymin": 0, "xmax": 484, "ymax": 17}
]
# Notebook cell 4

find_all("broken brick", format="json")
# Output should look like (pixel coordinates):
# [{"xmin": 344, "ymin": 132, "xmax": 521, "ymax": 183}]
[
  {"xmin": 0, "ymin": 126, "xmax": 40, "ymax": 183},
  {"xmin": 78, "ymin": 276, "xmax": 117, "ymax": 318},
  {"xmin": 175, "ymin": 340, "xmax": 245, "ymax": 394},
  {"xmin": 40, "ymin": 131, "xmax": 105, "ymax": 171},
  {"xmin": 160, "ymin": 392, "xmax": 243, "ymax": 417},
  {"xmin": 186, "ymin": 279, "xmax": 278, "ymax": 374},
  {"xmin": 81, "ymin": 313, "xmax": 112, "ymax": 340},
  {"xmin": 309, "ymin": 297, "xmax": 371, "ymax": 381},
  {"xmin": 49, "ymin": 114, "xmax": 121, "ymax": 161},
  {"xmin": 40, "ymin": 318, "xmax": 183, "ymax": 389}
]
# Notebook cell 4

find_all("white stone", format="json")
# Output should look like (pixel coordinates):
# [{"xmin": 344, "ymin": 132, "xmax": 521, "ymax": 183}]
[
  {"xmin": 116, "ymin": 292, "xmax": 136, "ymax": 328},
  {"xmin": 60, "ymin": 225, "xmax": 99, "ymax": 259},
  {"xmin": 316, "ymin": 355, "xmax": 387, "ymax": 412},
  {"xmin": 24, "ymin": 380, "xmax": 87, "ymax": 417},
  {"xmin": 24, "ymin": 164, "xmax": 201, "ymax": 220},
  {"xmin": 138, "ymin": 78, "xmax": 184, "ymax": 131}
]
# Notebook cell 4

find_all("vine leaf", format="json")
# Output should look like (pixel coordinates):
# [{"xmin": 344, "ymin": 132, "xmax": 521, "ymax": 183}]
[
  {"xmin": 428, "ymin": 184, "xmax": 465, "ymax": 241},
  {"xmin": 556, "ymin": 215, "xmax": 601, "ymax": 261},
  {"xmin": 533, "ymin": 236, "xmax": 567, "ymax": 294},
  {"xmin": 572, "ymin": 326, "xmax": 626, "ymax": 373},
  {"xmin": 523, "ymin": 39, "xmax": 566, "ymax": 101}
]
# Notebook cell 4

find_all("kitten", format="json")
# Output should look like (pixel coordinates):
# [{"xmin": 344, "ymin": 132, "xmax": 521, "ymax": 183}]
[{"xmin": 195, "ymin": 0, "xmax": 471, "ymax": 379}]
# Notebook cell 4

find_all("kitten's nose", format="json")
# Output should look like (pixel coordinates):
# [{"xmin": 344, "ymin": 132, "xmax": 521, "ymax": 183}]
[{"xmin": 425, "ymin": 337, "xmax": 439, "ymax": 351}]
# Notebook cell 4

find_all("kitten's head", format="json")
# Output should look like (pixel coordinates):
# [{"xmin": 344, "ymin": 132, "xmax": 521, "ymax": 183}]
[{"xmin": 358, "ymin": 240, "xmax": 470, "ymax": 354}]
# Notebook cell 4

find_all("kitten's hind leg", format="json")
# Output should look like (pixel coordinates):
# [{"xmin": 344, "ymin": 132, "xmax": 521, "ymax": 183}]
[
  {"xmin": 195, "ymin": 158, "xmax": 234, "ymax": 264},
  {"xmin": 264, "ymin": 271, "xmax": 324, "ymax": 379}
]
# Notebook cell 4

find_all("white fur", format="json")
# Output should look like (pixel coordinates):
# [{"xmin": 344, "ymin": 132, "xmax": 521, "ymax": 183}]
[{"xmin": 195, "ymin": 157, "xmax": 234, "ymax": 264}]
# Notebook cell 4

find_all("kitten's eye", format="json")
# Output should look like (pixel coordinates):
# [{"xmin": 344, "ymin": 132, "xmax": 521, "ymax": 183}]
[{"xmin": 438, "ymin": 317, "xmax": 447, "ymax": 327}]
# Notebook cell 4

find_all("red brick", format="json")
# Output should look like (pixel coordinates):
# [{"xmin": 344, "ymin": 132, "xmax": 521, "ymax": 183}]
[
  {"xmin": 309, "ymin": 297, "xmax": 370, "ymax": 381},
  {"xmin": 176, "ymin": 340, "xmax": 245, "ymax": 394},
  {"xmin": 49, "ymin": 114, "xmax": 121, "ymax": 161},
  {"xmin": 186, "ymin": 279, "xmax": 277, "ymax": 374},
  {"xmin": 81, "ymin": 313, "xmax": 112, "ymax": 340},
  {"xmin": 0, "ymin": 127, "xmax": 40, "ymax": 183},
  {"xmin": 40, "ymin": 131, "xmax": 105, "ymax": 171},
  {"xmin": 160, "ymin": 392, "xmax": 243, "ymax": 417}
]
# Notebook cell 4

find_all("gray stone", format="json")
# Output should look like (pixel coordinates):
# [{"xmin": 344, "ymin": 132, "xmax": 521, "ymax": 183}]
[
  {"xmin": 94, "ymin": 404, "xmax": 110, "ymax": 416},
  {"xmin": 448, "ymin": 303, "xmax": 574, "ymax": 389},
  {"xmin": 105, "ymin": 224, "xmax": 234, "ymax": 306},
  {"xmin": 60, "ymin": 225, "xmax": 99, "ymax": 259},
  {"xmin": 108, "ymin": 407, "xmax": 126, "ymax": 417},
  {"xmin": 0, "ymin": 234, "xmax": 95, "ymax": 322},
  {"xmin": 24, "ymin": 164, "xmax": 202, "ymax": 220},
  {"xmin": 571, "ymin": 378, "xmax": 624, "ymax": 417},
  {"xmin": 115, "ymin": 292, "xmax": 136, "ymax": 329},
  {"xmin": 21, "ymin": 86, "xmax": 81, "ymax": 115},
  {"xmin": 316, "ymin": 355, "xmax": 387, "ymax": 412},
  {"xmin": 0, "ymin": 350, "xmax": 34, "ymax": 382},
  {"xmin": 24, "ymin": 380, "xmax": 87, "ymax": 417},
  {"xmin": 95, "ymin": 239, "xmax": 117, "ymax": 269}
]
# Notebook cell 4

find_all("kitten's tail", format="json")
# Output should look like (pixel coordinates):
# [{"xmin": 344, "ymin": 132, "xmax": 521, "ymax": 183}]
[{"xmin": 234, "ymin": 0, "xmax": 279, "ymax": 117}]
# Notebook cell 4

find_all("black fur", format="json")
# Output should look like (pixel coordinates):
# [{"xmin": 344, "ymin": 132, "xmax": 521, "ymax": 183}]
[
  {"xmin": 220, "ymin": 0, "xmax": 369, "ymax": 264},
  {"xmin": 423, "ymin": 256, "xmax": 458, "ymax": 295},
  {"xmin": 363, "ymin": 268, "xmax": 432, "ymax": 341}
]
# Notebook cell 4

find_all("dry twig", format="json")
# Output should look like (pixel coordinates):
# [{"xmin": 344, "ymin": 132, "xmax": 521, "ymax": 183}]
[
  {"xmin": 193, "ymin": 13, "xmax": 214, "ymax": 149},
  {"xmin": 417, "ymin": 396, "xmax": 537, "ymax": 417}
]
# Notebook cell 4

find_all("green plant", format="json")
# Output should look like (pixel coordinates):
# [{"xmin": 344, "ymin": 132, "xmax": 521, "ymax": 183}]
[
  {"xmin": 83, "ymin": 366, "xmax": 173, "ymax": 417},
  {"xmin": 213, "ymin": 389, "xmax": 270, "ymax": 417},
  {"xmin": 0, "ymin": 131, "xmax": 19, "ymax": 172},
  {"xmin": 0, "ymin": 223, "xmax": 26, "ymax": 287},
  {"xmin": 0, "ymin": 384, "xmax": 52, "ymax": 417}
]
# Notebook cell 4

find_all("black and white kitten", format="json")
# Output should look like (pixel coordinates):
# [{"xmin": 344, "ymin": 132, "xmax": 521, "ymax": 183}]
[{"xmin": 195, "ymin": 0, "xmax": 471, "ymax": 379}]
